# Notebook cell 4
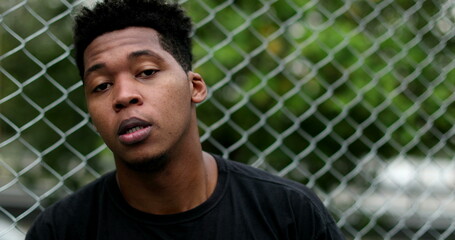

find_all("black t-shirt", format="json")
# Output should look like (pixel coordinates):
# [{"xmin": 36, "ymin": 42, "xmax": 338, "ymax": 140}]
[{"xmin": 26, "ymin": 155, "xmax": 345, "ymax": 239}]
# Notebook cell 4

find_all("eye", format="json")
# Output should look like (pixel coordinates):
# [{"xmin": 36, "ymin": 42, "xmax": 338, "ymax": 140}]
[
  {"xmin": 137, "ymin": 69, "xmax": 158, "ymax": 78},
  {"xmin": 93, "ymin": 82, "xmax": 112, "ymax": 92}
]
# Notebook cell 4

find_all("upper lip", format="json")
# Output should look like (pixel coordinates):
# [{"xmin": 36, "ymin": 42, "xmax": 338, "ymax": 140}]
[{"xmin": 117, "ymin": 117, "xmax": 152, "ymax": 135}]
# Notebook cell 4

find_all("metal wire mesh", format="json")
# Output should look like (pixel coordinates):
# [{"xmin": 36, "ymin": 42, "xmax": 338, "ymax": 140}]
[{"xmin": 1, "ymin": 0, "xmax": 454, "ymax": 239}]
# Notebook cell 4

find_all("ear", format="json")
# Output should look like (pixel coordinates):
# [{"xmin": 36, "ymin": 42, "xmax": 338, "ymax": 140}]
[{"xmin": 188, "ymin": 71, "xmax": 207, "ymax": 103}]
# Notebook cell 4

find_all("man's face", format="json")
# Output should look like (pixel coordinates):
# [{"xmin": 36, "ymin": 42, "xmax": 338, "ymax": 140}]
[{"xmin": 83, "ymin": 27, "xmax": 206, "ymax": 168}]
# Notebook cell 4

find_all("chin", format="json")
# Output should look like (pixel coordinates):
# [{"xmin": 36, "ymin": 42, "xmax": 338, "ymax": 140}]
[{"xmin": 119, "ymin": 152, "xmax": 170, "ymax": 173}]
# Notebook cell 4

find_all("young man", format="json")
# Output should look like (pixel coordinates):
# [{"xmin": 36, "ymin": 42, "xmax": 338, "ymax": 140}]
[{"xmin": 26, "ymin": 0, "xmax": 345, "ymax": 239}]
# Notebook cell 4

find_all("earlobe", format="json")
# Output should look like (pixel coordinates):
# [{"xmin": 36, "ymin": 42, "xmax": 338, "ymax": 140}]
[{"xmin": 189, "ymin": 72, "xmax": 208, "ymax": 103}]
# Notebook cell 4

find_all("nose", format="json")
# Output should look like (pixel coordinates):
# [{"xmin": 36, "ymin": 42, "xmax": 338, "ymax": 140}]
[{"xmin": 112, "ymin": 78, "xmax": 143, "ymax": 112}]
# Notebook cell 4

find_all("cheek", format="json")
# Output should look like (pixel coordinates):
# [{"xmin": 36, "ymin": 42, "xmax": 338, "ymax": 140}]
[
  {"xmin": 88, "ymin": 102, "xmax": 101, "ymax": 124},
  {"xmin": 152, "ymin": 86, "xmax": 191, "ymax": 128},
  {"xmin": 165, "ymin": 87, "xmax": 191, "ymax": 114},
  {"xmin": 166, "ymin": 90, "xmax": 193, "ymax": 130},
  {"xmin": 87, "ymin": 102, "xmax": 112, "ymax": 136}
]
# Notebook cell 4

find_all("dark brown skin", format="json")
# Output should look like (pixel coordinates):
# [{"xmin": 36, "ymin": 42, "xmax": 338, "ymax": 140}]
[{"xmin": 83, "ymin": 27, "xmax": 217, "ymax": 215}]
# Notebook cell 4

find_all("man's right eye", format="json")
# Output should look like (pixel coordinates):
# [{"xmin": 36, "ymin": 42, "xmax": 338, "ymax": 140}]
[{"xmin": 93, "ymin": 83, "xmax": 112, "ymax": 92}]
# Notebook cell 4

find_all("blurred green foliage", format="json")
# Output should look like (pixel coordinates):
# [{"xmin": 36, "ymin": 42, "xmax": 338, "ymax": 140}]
[{"xmin": 184, "ymin": 0, "xmax": 454, "ymax": 186}]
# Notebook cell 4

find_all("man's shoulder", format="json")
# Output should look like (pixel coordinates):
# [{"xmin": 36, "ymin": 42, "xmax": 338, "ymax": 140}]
[
  {"xmin": 39, "ymin": 171, "xmax": 114, "ymax": 218},
  {"xmin": 26, "ymin": 171, "xmax": 115, "ymax": 239},
  {"xmin": 218, "ymin": 157, "xmax": 344, "ymax": 239},
  {"xmin": 220, "ymin": 157, "xmax": 323, "ymax": 207},
  {"xmin": 224, "ymin": 158, "xmax": 311, "ymax": 192}
]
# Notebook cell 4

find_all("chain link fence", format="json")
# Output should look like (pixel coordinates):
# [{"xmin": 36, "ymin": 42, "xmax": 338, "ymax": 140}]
[{"xmin": 1, "ymin": 0, "xmax": 455, "ymax": 239}]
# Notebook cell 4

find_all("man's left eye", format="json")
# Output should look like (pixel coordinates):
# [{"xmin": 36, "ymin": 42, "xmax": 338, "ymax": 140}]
[{"xmin": 137, "ymin": 69, "xmax": 158, "ymax": 78}]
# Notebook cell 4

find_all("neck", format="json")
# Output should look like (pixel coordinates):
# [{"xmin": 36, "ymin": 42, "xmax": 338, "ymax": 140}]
[{"xmin": 115, "ymin": 151, "xmax": 217, "ymax": 215}]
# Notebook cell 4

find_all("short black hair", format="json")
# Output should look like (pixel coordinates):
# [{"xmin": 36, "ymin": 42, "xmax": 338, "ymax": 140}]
[{"xmin": 73, "ymin": 0, "xmax": 193, "ymax": 79}]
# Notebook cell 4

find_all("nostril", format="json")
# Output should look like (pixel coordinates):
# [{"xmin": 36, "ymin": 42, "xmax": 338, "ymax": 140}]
[
  {"xmin": 115, "ymin": 103, "xmax": 124, "ymax": 109},
  {"xmin": 114, "ymin": 97, "xmax": 140, "ymax": 111}
]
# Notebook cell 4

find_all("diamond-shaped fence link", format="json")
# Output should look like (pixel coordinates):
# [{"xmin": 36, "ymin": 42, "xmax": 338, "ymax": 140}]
[{"xmin": 1, "ymin": 0, "xmax": 454, "ymax": 239}]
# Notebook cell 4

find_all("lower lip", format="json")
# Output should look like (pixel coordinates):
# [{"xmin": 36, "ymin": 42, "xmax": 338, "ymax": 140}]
[{"xmin": 118, "ymin": 126, "xmax": 152, "ymax": 145}]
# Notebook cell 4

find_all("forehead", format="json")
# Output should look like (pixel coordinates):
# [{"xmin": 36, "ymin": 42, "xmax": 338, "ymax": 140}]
[{"xmin": 83, "ymin": 27, "xmax": 165, "ymax": 64}]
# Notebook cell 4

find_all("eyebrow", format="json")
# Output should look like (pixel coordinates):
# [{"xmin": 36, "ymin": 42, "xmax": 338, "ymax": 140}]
[
  {"xmin": 84, "ymin": 49, "xmax": 165, "ymax": 80},
  {"xmin": 128, "ymin": 49, "xmax": 165, "ymax": 63},
  {"xmin": 84, "ymin": 63, "xmax": 106, "ymax": 80}
]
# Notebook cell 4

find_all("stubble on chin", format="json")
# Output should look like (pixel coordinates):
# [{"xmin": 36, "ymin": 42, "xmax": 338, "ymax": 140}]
[{"xmin": 121, "ymin": 153, "xmax": 170, "ymax": 173}]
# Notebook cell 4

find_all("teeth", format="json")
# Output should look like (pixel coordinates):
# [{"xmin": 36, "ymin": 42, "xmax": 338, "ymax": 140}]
[{"xmin": 126, "ymin": 126, "xmax": 144, "ymax": 134}]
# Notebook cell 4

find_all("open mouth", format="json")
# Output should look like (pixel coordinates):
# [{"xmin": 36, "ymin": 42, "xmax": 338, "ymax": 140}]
[
  {"xmin": 117, "ymin": 117, "xmax": 152, "ymax": 145},
  {"xmin": 125, "ymin": 126, "xmax": 147, "ymax": 134},
  {"xmin": 118, "ymin": 117, "xmax": 152, "ymax": 136}
]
